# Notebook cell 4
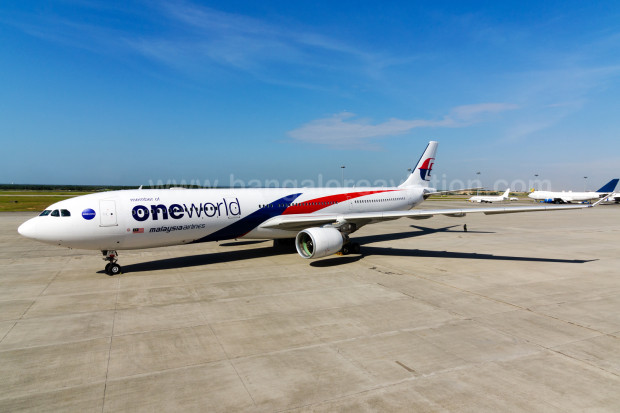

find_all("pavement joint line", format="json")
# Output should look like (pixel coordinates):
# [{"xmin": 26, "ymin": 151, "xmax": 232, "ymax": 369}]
[
  {"xmin": 101, "ymin": 272, "xmax": 122, "ymax": 413},
  {"xmin": 0, "ymin": 265, "xmax": 64, "ymax": 344},
  {"xmin": 0, "ymin": 381, "xmax": 108, "ymax": 406},
  {"xmin": 105, "ymin": 321, "xmax": 210, "ymax": 338},
  {"xmin": 56, "ymin": 325, "xmax": 426, "ymax": 379},
  {"xmin": 197, "ymin": 296, "xmax": 415, "ymax": 325},
  {"xmin": 226, "ymin": 354, "xmax": 257, "ymax": 406},
  {"xmin": 464, "ymin": 310, "xmax": 620, "ymax": 380},
  {"xmin": 0, "ymin": 280, "xmax": 385, "ymax": 324},
  {"xmin": 367, "ymin": 262, "xmax": 620, "ymax": 368},
  {"xmin": 172, "ymin": 293, "xmax": 246, "ymax": 400},
  {"xmin": 193, "ymin": 282, "xmax": 380, "ymax": 304},
  {"xmin": 37, "ymin": 266, "xmax": 65, "ymax": 298},
  {"xmin": 273, "ymin": 362, "xmax": 478, "ymax": 413},
  {"xmin": 93, "ymin": 358, "xmax": 231, "ymax": 382},
  {"xmin": 0, "ymin": 334, "xmax": 111, "ymax": 353},
  {"xmin": 179, "ymin": 273, "xmax": 337, "ymax": 287},
  {"xmin": 522, "ymin": 307, "xmax": 608, "ymax": 335},
  {"xmin": 550, "ymin": 344, "xmax": 620, "ymax": 379},
  {"xmin": 203, "ymin": 325, "xmax": 437, "ymax": 364},
  {"xmin": 84, "ymin": 345, "xmax": 471, "ymax": 413},
  {"xmin": 0, "ymin": 321, "xmax": 17, "ymax": 345},
  {"xmin": 112, "ymin": 274, "xmax": 358, "ymax": 298}
]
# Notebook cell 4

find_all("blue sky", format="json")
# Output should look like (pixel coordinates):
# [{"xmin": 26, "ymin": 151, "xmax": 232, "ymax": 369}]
[{"xmin": 2, "ymin": 0, "xmax": 620, "ymax": 190}]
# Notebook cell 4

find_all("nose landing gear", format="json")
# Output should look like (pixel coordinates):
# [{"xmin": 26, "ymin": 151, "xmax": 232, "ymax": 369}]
[{"xmin": 102, "ymin": 250, "xmax": 121, "ymax": 276}]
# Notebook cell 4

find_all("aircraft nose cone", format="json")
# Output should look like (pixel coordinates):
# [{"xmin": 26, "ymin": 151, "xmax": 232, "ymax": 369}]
[{"xmin": 18, "ymin": 219, "xmax": 36, "ymax": 239}]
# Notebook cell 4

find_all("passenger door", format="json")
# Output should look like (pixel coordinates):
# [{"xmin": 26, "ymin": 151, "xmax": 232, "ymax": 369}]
[{"xmin": 100, "ymin": 200, "xmax": 118, "ymax": 227}]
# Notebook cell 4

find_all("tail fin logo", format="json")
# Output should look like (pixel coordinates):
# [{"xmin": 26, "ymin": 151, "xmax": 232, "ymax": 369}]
[{"xmin": 418, "ymin": 158, "xmax": 434, "ymax": 181}]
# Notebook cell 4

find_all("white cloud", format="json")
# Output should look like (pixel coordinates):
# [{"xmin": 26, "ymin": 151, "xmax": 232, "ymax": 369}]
[
  {"xmin": 451, "ymin": 103, "xmax": 519, "ymax": 121},
  {"xmin": 288, "ymin": 103, "xmax": 518, "ymax": 148},
  {"xmin": 3, "ymin": 0, "xmax": 384, "ymax": 86},
  {"xmin": 124, "ymin": 1, "xmax": 380, "ymax": 80}
]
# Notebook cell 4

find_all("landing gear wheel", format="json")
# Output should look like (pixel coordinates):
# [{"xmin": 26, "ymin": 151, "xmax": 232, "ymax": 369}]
[
  {"xmin": 107, "ymin": 263, "xmax": 121, "ymax": 276},
  {"xmin": 351, "ymin": 242, "xmax": 361, "ymax": 254},
  {"xmin": 341, "ymin": 245, "xmax": 350, "ymax": 255},
  {"xmin": 102, "ymin": 250, "xmax": 121, "ymax": 276}
]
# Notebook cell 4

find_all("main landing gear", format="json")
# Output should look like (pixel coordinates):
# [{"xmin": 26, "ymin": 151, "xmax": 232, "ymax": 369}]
[
  {"xmin": 340, "ymin": 241, "xmax": 361, "ymax": 255},
  {"xmin": 102, "ymin": 250, "xmax": 121, "ymax": 276}
]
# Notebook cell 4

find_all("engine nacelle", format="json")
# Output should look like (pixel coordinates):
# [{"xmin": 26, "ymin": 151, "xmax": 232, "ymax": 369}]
[{"xmin": 295, "ymin": 227, "xmax": 344, "ymax": 259}]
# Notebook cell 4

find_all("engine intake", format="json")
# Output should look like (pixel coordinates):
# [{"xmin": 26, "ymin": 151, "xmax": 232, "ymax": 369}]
[{"xmin": 295, "ymin": 227, "xmax": 344, "ymax": 259}]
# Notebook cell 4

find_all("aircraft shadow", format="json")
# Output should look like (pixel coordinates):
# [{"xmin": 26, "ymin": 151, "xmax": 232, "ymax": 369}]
[
  {"xmin": 353, "ymin": 225, "xmax": 494, "ymax": 244},
  {"xmin": 310, "ymin": 256, "xmax": 363, "ymax": 267},
  {"xmin": 409, "ymin": 224, "xmax": 495, "ymax": 234},
  {"xmin": 116, "ymin": 224, "xmax": 589, "ymax": 273},
  {"xmin": 219, "ymin": 240, "xmax": 269, "ymax": 247},
  {"xmin": 117, "ymin": 246, "xmax": 292, "ymax": 273},
  {"xmin": 360, "ymin": 246, "xmax": 595, "ymax": 264}
]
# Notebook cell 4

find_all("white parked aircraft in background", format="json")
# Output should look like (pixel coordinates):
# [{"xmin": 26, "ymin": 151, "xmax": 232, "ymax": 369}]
[
  {"xmin": 468, "ymin": 189, "xmax": 510, "ymax": 203},
  {"xmin": 18, "ymin": 141, "xmax": 598, "ymax": 275},
  {"xmin": 606, "ymin": 193, "xmax": 620, "ymax": 203},
  {"xmin": 528, "ymin": 179, "xmax": 619, "ymax": 204}
]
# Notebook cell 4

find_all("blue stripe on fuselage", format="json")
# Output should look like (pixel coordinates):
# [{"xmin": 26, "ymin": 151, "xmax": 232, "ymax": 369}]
[{"xmin": 191, "ymin": 193, "xmax": 302, "ymax": 243}]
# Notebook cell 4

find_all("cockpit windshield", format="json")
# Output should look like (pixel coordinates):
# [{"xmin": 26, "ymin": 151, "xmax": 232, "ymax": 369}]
[{"xmin": 40, "ymin": 209, "xmax": 71, "ymax": 217}]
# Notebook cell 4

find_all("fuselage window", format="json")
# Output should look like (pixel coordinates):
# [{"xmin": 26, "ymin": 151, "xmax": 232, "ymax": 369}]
[
  {"xmin": 61, "ymin": 209, "xmax": 71, "ymax": 217},
  {"xmin": 51, "ymin": 210, "xmax": 60, "ymax": 217},
  {"xmin": 39, "ymin": 210, "xmax": 52, "ymax": 216}
]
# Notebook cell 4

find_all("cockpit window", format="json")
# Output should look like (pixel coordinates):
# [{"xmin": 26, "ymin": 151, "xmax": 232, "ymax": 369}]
[
  {"xmin": 61, "ymin": 209, "xmax": 71, "ymax": 217},
  {"xmin": 51, "ymin": 210, "xmax": 60, "ymax": 217},
  {"xmin": 39, "ymin": 210, "xmax": 52, "ymax": 216}
]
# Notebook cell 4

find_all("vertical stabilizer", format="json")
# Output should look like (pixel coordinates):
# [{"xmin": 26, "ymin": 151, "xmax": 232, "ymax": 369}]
[
  {"xmin": 399, "ymin": 141, "xmax": 438, "ymax": 188},
  {"xmin": 502, "ymin": 188, "xmax": 510, "ymax": 199},
  {"xmin": 596, "ymin": 179, "xmax": 619, "ymax": 193}
]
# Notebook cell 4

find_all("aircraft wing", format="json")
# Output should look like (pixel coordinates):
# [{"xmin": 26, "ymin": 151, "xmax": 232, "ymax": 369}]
[
  {"xmin": 427, "ymin": 187, "xmax": 482, "ymax": 195},
  {"xmin": 259, "ymin": 203, "xmax": 592, "ymax": 232}
]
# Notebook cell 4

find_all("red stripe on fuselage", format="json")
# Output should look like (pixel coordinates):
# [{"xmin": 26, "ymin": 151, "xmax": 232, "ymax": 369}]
[{"xmin": 282, "ymin": 190, "xmax": 398, "ymax": 215}]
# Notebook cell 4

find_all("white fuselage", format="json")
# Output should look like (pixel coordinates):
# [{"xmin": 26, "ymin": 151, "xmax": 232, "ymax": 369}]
[
  {"xmin": 528, "ymin": 190, "xmax": 606, "ymax": 203},
  {"xmin": 468, "ymin": 190, "xmax": 509, "ymax": 203},
  {"xmin": 468, "ymin": 195, "xmax": 505, "ymax": 203},
  {"xmin": 18, "ymin": 187, "xmax": 424, "ymax": 251}
]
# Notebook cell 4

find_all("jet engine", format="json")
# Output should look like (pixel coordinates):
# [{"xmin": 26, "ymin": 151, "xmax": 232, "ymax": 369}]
[{"xmin": 295, "ymin": 227, "xmax": 344, "ymax": 259}]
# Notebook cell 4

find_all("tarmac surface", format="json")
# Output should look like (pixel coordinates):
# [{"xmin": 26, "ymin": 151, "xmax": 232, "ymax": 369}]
[{"xmin": 1, "ymin": 201, "xmax": 620, "ymax": 412}]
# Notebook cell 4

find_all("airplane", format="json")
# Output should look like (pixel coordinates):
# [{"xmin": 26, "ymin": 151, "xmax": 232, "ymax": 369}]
[
  {"xmin": 18, "ymin": 141, "xmax": 600, "ymax": 276},
  {"xmin": 468, "ymin": 188, "xmax": 510, "ymax": 203},
  {"xmin": 606, "ymin": 193, "xmax": 620, "ymax": 203},
  {"xmin": 528, "ymin": 179, "xmax": 619, "ymax": 204}
]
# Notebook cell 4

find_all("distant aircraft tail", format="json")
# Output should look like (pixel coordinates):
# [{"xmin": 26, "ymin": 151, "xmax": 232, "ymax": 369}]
[
  {"xmin": 399, "ymin": 141, "xmax": 438, "ymax": 188},
  {"xmin": 596, "ymin": 179, "xmax": 619, "ymax": 193},
  {"xmin": 502, "ymin": 188, "xmax": 510, "ymax": 198}
]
